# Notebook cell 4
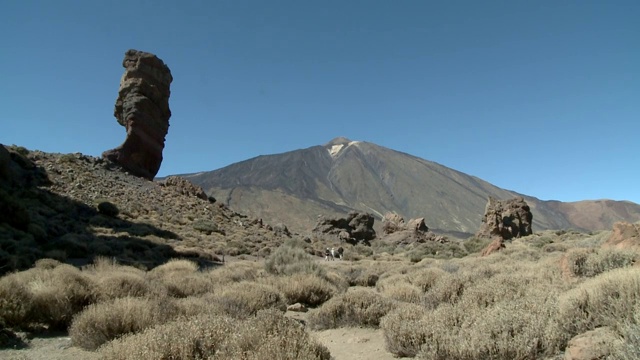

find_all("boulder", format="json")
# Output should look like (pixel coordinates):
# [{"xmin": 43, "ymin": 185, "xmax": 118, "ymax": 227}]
[
  {"xmin": 312, "ymin": 211, "xmax": 376, "ymax": 242},
  {"xmin": 103, "ymin": 49, "xmax": 173, "ymax": 180},
  {"xmin": 476, "ymin": 197, "xmax": 533, "ymax": 240},
  {"xmin": 564, "ymin": 327, "xmax": 621, "ymax": 360},
  {"xmin": 382, "ymin": 213, "xmax": 405, "ymax": 234},
  {"xmin": 602, "ymin": 221, "xmax": 640, "ymax": 249}
]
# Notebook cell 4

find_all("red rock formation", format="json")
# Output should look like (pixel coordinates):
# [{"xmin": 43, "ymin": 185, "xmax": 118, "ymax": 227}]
[
  {"xmin": 476, "ymin": 197, "xmax": 533, "ymax": 240},
  {"xmin": 103, "ymin": 49, "xmax": 173, "ymax": 180},
  {"xmin": 602, "ymin": 221, "xmax": 640, "ymax": 249}
]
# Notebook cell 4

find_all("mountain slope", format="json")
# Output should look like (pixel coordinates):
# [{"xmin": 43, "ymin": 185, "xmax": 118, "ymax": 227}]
[{"xmin": 182, "ymin": 138, "xmax": 640, "ymax": 236}]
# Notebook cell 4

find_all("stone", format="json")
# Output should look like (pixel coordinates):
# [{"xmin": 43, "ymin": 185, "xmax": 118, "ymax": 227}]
[
  {"xmin": 476, "ymin": 197, "xmax": 533, "ymax": 240},
  {"xmin": 564, "ymin": 327, "xmax": 621, "ymax": 360},
  {"xmin": 312, "ymin": 211, "xmax": 376, "ymax": 242},
  {"xmin": 160, "ymin": 176, "xmax": 208, "ymax": 200},
  {"xmin": 287, "ymin": 303, "xmax": 308, "ymax": 312},
  {"xmin": 602, "ymin": 221, "xmax": 640, "ymax": 249},
  {"xmin": 103, "ymin": 49, "xmax": 173, "ymax": 180}
]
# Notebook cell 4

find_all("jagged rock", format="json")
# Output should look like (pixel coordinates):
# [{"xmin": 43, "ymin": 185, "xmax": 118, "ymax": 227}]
[
  {"xmin": 103, "ymin": 49, "xmax": 173, "ymax": 180},
  {"xmin": 382, "ymin": 213, "xmax": 429, "ymax": 235},
  {"xmin": 476, "ymin": 197, "xmax": 533, "ymax": 240},
  {"xmin": 382, "ymin": 213, "xmax": 405, "ymax": 234},
  {"xmin": 160, "ymin": 176, "xmax": 208, "ymax": 200},
  {"xmin": 313, "ymin": 211, "xmax": 376, "ymax": 241},
  {"xmin": 602, "ymin": 221, "xmax": 640, "ymax": 249},
  {"xmin": 349, "ymin": 212, "xmax": 376, "ymax": 241}
]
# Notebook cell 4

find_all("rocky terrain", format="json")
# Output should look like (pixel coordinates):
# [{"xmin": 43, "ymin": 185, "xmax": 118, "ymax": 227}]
[
  {"xmin": 0, "ymin": 144, "xmax": 291, "ymax": 274},
  {"xmin": 181, "ymin": 137, "xmax": 640, "ymax": 236}
]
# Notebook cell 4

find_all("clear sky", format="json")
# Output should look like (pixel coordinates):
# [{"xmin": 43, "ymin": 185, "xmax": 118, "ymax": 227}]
[{"xmin": 1, "ymin": 0, "xmax": 638, "ymax": 203}]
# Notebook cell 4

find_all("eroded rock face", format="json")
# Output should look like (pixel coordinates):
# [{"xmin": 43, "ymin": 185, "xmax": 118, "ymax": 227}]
[
  {"xmin": 476, "ymin": 197, "xmax": 533, "ymax": 240},
  {"xmin": 313, "ymin": 211, "xmax": 376, "ymax": 242},
  {"xmin": 103, "ymin": 49, "xmax": 173, "ymax": 180}
]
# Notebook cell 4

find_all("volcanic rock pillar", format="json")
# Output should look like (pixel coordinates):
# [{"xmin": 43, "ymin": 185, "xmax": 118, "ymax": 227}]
[{"xmin": 102, "ymin": 49, "xmax": 173, "ymax": 180}]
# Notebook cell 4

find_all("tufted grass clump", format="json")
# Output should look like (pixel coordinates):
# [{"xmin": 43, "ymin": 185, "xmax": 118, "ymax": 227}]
[
  {"xmin": 69, "ymin": 296, "xmax": 178, "ymax": 350},
  {"xmin": 562, "ymin": 248, "xmax": 637, "ymax": 278},
  {"xmin": 212, "ymin": 281, "xmax": 286, "ymax": 319},
  {"xmin": 100, "ymin": 309, "xmax": 330, "ymax": 360},
  {"xmin": 307, "ymin": 288, "xmax": 395, "ymax": 330},
  {"xmin": 558, "ymin": 267, "xmax": 640, "ymax": 338},
  {"xmin": 271, "ymin": 273, "xmax": 339, "ymax": 306},
  {"xmin": 265, "ymin": 244, "xmax": 323, "ymax": 277}
]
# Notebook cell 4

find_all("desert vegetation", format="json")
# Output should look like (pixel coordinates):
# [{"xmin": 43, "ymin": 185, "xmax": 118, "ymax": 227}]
[{"xmin": 1, "ymin": 228, "xmax": 639, "ymax": 359}]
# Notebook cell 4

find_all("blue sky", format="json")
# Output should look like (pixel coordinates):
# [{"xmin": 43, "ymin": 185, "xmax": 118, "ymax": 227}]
[{"xmin": 1, "ymin": 0, "xmax": 638, "ymax": 203}]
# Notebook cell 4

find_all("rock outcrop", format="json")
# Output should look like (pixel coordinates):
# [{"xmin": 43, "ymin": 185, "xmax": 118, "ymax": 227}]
[
  {"xmin": 602, "ymin": 221, "xmax": 640, "ymax": 249},
  {"xmin": 564, "ymin": 327, "xmax": 621, "ymax": 360},
  {"xmin": 103, "ymin": 49, "xmax": 173, "ymax": 180},
  {"xmin": 380, "ymin": 212, "xmax": 446, "ymax": 245},
  {"xmin": 313, "ymin": 211, "xmax": 376, "ymax": 242},
  {"xmin": 476, "ymin": 197, "xmax": 533, "ymax": 240},
  {"xmin": 160, "ymin": 176, "xmax": 208, "ymax": 201}
]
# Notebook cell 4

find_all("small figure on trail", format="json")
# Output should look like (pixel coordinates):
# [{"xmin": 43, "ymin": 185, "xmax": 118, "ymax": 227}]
[
  {"xmin": 325, "ymin": 248, "xmax": 332, "ymax": 261},
  {"xmin": 337, "ymin": 247, "xmax": 344, "ymax": 260},
  {"xmin": 330, "ymin": 247, "xmax": 336, "ymax": 261}
]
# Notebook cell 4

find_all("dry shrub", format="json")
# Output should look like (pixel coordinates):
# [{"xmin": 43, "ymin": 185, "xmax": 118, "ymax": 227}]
[
  {"xmin": 558, "ymin": 267, "xmax": 640, "ymax": 337},
  {"xmin": 100, "ymin": 309, "xmax": 330, "ymax": 360},
  {"xmin": 273, "ymin": 273, "xmax": 337, "ymax": 306},
  {"xmin": 563, "ymin": 248, "xmax": 637, "ymax": 278},
  {"xmin": 212, "ymin": 281, "xmax": 286, "ymax": 319},
  {"xmin": 148, "ymin": 259, "xmax": 214, "ymax": 298},
  {"xmin": 33, "ymin": 258, "xmax": 62, "ymax": 270},
  {"xmin": 378, "ymin": 282, "xmax": 421, "ymax": 304},
  {"xmin": 5, "ymin": 265, "xmax": 95, "ymax": 330},
  {"xmin": 0, "ymin": 275, "xmax": 32, "ymax": 327},
  {"xmin": 381, "ymin": 303, "xmax": 430, "ymax": 357},
  {"xmin": 208, "ymin": 261, "xmax": 263, "ymax": 285},
  {"xmin": 611, "ymin": 306, "xmax": 640, "ymax": 360},
  {"xmin": 69, "ymin": 297, "xmax": 178, "ymax": 350},
  {"xmin": 417, "ymin": 294, "xmax": 565, "ymax": 359},
  {"xmin": 95, "ymin": 271, "xmax": 157, "ymax": 301},
  {"xmin": 265, "ymin": 245, "xmax": 323, "ymax": 276},
  {"xmin": 422, "ymin": 272, "xmax": 468, "ymax": 309},
  {"xmin": 175, "ymin": 294, "xmax": 226, "ymax": 318},
  {"xmin": 308, "ymin": 288, "xmax": 395, "ymax": 330}
]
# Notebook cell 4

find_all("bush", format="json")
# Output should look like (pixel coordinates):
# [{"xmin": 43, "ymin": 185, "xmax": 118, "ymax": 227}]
[
  {"xmin": 27, "ymin": 264, "xmax": 96, "ymax": 329},
  {"xmin": 307, "ymin": 288, "xmax": 395, "ymax": 330},
  {"xmin": 272, "ymin": 273, "xmax": 337, "ymax": 306},
  {"xmin": 69, "ymin": 297, "xmax": 177, "ymax": 350},
  {"xmin": 381, "ymin": 304, "xmax": 429, "ymax": 357},
  {"xmin": 192, "ymin": 219, "xmax": 219, "ymax": 235},
  {"xmin": 558, "ymin": 267, "xmax": 640, "ymax": 337},
  {"xmin": 265, "ymin": 244, "xmax": 323, "ymax": 277},
  {"xmin": 97, "ymin": 201, "xmax": 119, "ymax": 217},
  {"xmin": 463, "ymin": 236, "xmax": 493, "ymax": 254},
  {"xmin": 213, "ymin": 282, "xmax": 286, "ymax": 319},
  {"xmin": 563, "ymin": 248, "xmax": 637, "ymax": 278},
  {"xmin": 100, "ymin": 309, "xmax": 330, "ymax": 360},
  {"xmin": 149, "ymin": 259, "xmax": 213, "ymax": 298},
  {"xmin": 95, "ymin": 272, "xmax": 156, "ymax": 301},
  {"xmin": 0, "ymin": 275, "xmax": 32, "ymax": 327}
]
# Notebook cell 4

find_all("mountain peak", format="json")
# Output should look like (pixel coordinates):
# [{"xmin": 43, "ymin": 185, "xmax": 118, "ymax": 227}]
[
  {"xmin": 324, "ymin": 137, "xmax": 359, "ymax": 158},
  {"xmin": 325, "ymin": 137, "xmax": 353, "ymax": 147}
]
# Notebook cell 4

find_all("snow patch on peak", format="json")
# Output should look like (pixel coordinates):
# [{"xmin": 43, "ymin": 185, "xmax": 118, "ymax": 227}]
[{"xmin": 329, "ymin": 144, "xmax": 344, "ymax": 157}]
